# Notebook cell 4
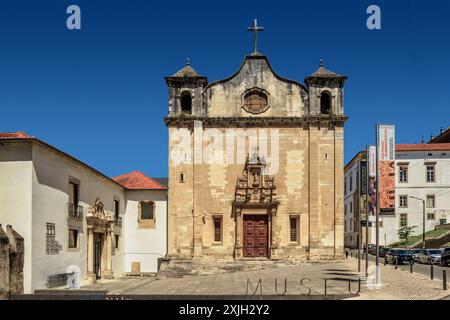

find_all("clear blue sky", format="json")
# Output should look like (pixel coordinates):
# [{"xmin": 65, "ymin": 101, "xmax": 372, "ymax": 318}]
[{"xmin": 1, "ymin": 0, "xmax": 449, "ymax": 178}]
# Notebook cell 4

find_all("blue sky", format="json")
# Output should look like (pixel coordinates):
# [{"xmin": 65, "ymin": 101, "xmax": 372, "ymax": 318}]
[{"xmin": 1, "ymin": 0, "xmax": 449, "ymax": 178}]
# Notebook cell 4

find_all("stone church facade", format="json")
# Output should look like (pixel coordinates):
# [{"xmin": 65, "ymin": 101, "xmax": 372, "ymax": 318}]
[{"xmin": 165, "ymin": 53, "xmax": 347, "ymax": 261}]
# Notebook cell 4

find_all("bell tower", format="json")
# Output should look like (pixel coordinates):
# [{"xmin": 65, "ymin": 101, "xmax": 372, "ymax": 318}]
[
  {"xmin": 305, "ymin": 60, "xmax": 347, "ymax": 117},
  {"xmin": 165, "ymin": 59, "xmax": 208, "ymax": 117}
]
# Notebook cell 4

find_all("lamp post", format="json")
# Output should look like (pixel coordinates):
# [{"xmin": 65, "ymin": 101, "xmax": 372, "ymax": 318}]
[{"xmin": 409, "ymin": 196, "xmax": 426, "ymax": 249}]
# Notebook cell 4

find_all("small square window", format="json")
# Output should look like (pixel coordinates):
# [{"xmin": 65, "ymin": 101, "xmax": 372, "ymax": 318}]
[{"xmin": 427, "ymin": 213, "xmax": 436, "ymax": 220}]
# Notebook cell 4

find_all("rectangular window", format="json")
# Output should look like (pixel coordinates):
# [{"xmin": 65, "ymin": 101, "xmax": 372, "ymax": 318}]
[
  {"xmin": 290, "ymin": 216, "xmax": 299, "ymax": 242},
  {"xmin": 426, "ymin": 195, "xmax": 435, "ymax": 208},
  {"xmin": 350, "ymin": 201, "xmax": 353, "ymax": 213},
  {"xmin": 140, "ymin": 201, "xmax": 154, "ymax": 220},
  {"xmin": 68, "ymin": 229, "xmax": 78, "ymax": 248},
  {"xmin": 213, "ymin": 216, "xmax": 222, "ymax": 242},
  {"xmin": 179, "ymin": 172, "xmax": 186, "ymax": 183},
  {"xmin": 399, "ymin": 195, "xmax": 408, "ymax": 208},
  {"xmin": 426, "ymin": 165, "xmax": 435, "ymax": 183},
  {"xmin": 349, "ymin": 173, "xmax": 353, "ymax": 192},
  {"xmin": 344, "ymin": 177, "xmax": 347, "ymax": 195},
  {"xmin": 399, "ymin": 166, "xmax": 408, "ymax": 183},
  {"xmin": 427, "ymin": 213, "xmax": 436, "ymax": 220},
  {"xmin": 400, "ymin": 213, "xmax": 408, "ymax": 227},
  {"xmin": 68, "ymin": 182, "xmax": 79, "ymax": 205},
  {"xmin": 114, "ymin": 235, "xmax": 119, "ymax": 249}
]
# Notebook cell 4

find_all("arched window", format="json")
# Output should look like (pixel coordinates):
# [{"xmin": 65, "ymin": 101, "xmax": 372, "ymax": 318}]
[
  {"xmin": 320, "ymin": 92, "xmax": 332, "ymax": 115},
  {"xmin": 180, "ymin": 91, "xmax": 192, "ymax": 114},
  {"xmin": 243, "ymin": 89, "xmax": 268, "ymax": 114}
]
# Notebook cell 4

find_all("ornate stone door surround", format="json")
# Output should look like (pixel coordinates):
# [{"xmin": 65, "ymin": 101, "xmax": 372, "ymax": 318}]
[{"xmin": 85, "ymin": 198, "xmax": 114, "ymax": 283}]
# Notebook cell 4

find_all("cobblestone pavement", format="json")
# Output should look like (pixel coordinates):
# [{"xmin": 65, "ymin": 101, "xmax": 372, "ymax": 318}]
[{"xmin": 82, "ymin": 258, "xmax": 449, "ymax": 300}]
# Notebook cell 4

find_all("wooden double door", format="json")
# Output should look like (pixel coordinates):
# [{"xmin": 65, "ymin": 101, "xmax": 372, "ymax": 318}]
[{"xmin": 243, "ymin": 215, "xmax": 269, "ymax": 258}]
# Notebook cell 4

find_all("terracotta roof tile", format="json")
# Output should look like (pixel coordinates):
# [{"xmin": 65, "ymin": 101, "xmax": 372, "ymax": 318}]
[
  {"xmin": 396, "ymin": 143, "xmax": 450, "ymax": 152},
  {"xmin": 0, "ymin": 131, "xmax": 32, "ymax": 139},
  {"xmin": 113, "ymin": 170, "xmax": 167, "ymax": 190}
]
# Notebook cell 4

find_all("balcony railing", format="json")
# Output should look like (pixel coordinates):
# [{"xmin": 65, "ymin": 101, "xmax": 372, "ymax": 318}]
[
  {"xmin": 68, "ymin": 203, "xmax": 83, "ymax": 220},
  {"xmin": 114, "ymin": 216, "xmax": 122, "ymax": 227}
]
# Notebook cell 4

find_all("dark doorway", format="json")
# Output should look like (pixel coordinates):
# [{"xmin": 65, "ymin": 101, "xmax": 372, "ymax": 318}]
[
  {"xmin": 93, "ymin": 233, "xmax": 103, "ymax": 280},
  {"xmin": 243, "ymin": 215, "xmax": 268, "ymax": 258}
]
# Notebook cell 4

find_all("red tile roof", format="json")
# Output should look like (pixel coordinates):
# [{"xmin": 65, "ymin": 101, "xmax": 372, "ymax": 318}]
[
  {"xmin": 0, "ymin": 131, "xmax": 32, "ymax": 139},
  {"xmin": 396, "ymin": 143, "xmax": 450, "ymax": 152},
  {"xmin": 113, "ymin": 170, "xmax": 167, "ymax": 190}
]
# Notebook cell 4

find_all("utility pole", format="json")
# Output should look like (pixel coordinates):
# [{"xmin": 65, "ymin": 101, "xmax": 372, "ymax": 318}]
[
  {"xmin": 409, "ymin": 196, "xmax": 426, "ymax": 248},
  {"xmin": 375, "ymin": 125, "xmax": 380, "ymax": 287},
  {"xmin": 365, "ymin": 145, "xmax": 370, "ymax": 277}
]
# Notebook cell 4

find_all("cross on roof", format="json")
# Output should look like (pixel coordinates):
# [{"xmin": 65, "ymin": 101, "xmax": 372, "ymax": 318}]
[{"xmin": 248, "ymin": 19, "xmax": 264, "ymax": 55}]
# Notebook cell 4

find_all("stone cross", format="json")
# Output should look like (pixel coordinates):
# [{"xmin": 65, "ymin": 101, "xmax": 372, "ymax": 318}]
[{"xmin": 248, "ymin": 19, "xmax": 263, "ymax": 54}]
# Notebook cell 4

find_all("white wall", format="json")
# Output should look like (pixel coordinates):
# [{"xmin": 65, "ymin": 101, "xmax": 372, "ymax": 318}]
[
  {"xmin": 382, "ymin": 150, "xmax": 450, "ymax": 245},
  {"xmin": 123, "ymin": 190, "xmax": 167, "ymax": 273},
  {"xmin": 344, "ymin": 160, "xmax": 359, "ymax": 248},
  {"xmin": 30, "ymin": 142, "xmax": 126, "ymax": 292},
  {"xmin": 0, "ymin": 142, "xmax": 33, "ymax": 293}
]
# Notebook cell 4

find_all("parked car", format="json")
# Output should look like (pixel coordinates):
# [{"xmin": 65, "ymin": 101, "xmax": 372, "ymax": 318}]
[
  {"xmin": 410, "ymin": 249, "xmax": 422, "ymax": 262},
  {"xmin": 368, "ymin": 245, "xmax": 376, "ymax": 255},
  {"xmin": 379, "ymin": 247, "xmax": 390, "ymax": 258},
  {"xmin": 384, "ymin": 249, "xmax": 413, "ymax": 265},
  {"xmin": 418, "ymin": 249, "xmax": 442, "ymax": 265},
  {"xmin": 440, "ymin": 247, "xmax": 450, "ymax": 267}
]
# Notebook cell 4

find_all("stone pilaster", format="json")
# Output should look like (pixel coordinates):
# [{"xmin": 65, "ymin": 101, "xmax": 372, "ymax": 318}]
[{"xmin": 85, "ymin": 226, "xmax": 96, "ymax": 283}]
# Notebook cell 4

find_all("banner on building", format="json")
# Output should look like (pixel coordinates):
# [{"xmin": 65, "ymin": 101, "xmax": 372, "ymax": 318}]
[
  {"xmin": 377, "ymin": 125, "xmax": 396, "ymax": 215},
  {"xmin": 366, "ymin": 146, "xmax": 376, "ymax": 216},
  {"xmin": 360, "ymin": 161, "xmax": 367, "ymax": 195}
]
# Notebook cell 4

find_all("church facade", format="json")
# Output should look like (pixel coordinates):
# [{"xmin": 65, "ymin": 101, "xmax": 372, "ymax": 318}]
[{"xmin": 166, "ymin": 50, "xmax": 348, "ymax": 261}]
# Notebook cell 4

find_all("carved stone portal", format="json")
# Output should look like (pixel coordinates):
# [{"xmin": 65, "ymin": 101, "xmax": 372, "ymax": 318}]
[
  {"xmin": 85, "ymin": 198, "xmax": 114, "ymax": 282},
  {"xmin": 232, "ymin": 154, "xmax": 278, "ymax": 259}
]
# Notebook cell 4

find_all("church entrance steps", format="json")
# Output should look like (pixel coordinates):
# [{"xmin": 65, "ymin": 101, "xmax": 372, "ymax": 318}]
[{"xmin": 157, "ymin": 258, "xmax": 318, "ymax": 279}]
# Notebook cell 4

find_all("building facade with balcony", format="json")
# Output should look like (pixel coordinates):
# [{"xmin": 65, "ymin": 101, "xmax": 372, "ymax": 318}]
[{"xmin": 0, "ymin": 132, "xmax": 167, "ymax": 293}]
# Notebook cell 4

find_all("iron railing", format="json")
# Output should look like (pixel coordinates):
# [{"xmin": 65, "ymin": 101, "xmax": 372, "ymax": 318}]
[
  {"xmin": 68, "ymin": 203, "xmax": 83, "ymax": 220},
  {"xmin": 46, "ymin": 273, "xmax": 74, "ymax": 288}
]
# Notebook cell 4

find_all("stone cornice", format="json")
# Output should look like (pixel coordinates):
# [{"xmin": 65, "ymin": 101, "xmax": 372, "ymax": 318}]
[{"xmin": 164, "ymin": 116, "xmax": 348, "ymax": 129}]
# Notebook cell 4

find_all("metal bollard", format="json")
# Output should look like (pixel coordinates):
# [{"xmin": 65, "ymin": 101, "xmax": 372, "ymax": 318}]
[
  {"xmin": 410, "ymin": 260, "xmax": 414, "ymax": 273},
  {"xmin": 384, "ymin": 258, "xmax": 387, "ymax": 266},
  {"xmin": 395, "ymin": 257, "xmax": 398, "ymax": 269},
  {"xmin": 444, "ymin": 270, "xmax": 448, "ymax": 291},
  {"xmin": 430, "ymin": 263, "xmax": 434, "ymax": 280}
]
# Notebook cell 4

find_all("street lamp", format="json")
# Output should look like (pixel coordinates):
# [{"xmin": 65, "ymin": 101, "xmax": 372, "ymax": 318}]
[{"xmin": 409, "ymin": 196, "xmax": 426, "ymax": 249}]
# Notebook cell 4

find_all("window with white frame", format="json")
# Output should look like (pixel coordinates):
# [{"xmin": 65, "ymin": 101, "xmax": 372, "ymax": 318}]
[
  {"xmin": 399, "ymin": 195, "xmax": 408, "ymax": 208},
  {"xmin": 399, "ymin": 166, "xmax": 408, "ymax": 183},
  {"xmin": 426, "ymin": 165, "xmax": 435, "ymax": 183},
  {"xmin": 426, "ymin": 195, "xmax": 435, "ymax": 208}
]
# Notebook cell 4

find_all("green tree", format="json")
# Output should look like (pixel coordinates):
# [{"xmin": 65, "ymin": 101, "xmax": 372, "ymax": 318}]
[{"xmin": 397, "ymin": 226, "xmax": 417, "ymax": 244}]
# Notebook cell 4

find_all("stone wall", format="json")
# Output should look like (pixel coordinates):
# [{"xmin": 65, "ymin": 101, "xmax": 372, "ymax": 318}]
[{"xmin": 0, "ymin": 224, "xmax": 24, "ymax": 299}]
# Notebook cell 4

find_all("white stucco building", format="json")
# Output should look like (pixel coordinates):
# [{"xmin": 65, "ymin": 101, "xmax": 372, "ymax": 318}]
[
  {"xmin": 0, "ymin": 131, "xmax": 167, "ymax": 293},
  {"xmin": 344, "ymin": 151, "xmax": 364, "ymax": 249},
  {"xmin": 344, "ymin": 142, "xmax": 450, "ymax": 247}
]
